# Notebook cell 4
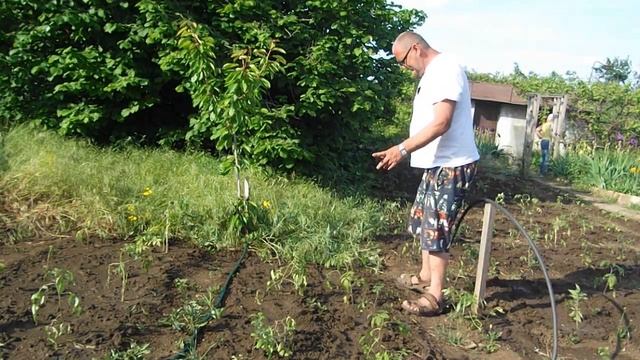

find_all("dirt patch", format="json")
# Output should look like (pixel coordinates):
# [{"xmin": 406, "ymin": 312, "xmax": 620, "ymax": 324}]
[
  {"xmin": 1, "ymin": 173, "xmax": 640, "ymax": 359},
  {"xmin": 0, "ymin": 238, "xmax": 443, "ymax": 359}
]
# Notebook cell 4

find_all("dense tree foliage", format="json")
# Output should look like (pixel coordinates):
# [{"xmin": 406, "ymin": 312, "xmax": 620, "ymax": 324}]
[{"xmin": 1, "ymin": 0, "xmax": 424, "ymax": 174}]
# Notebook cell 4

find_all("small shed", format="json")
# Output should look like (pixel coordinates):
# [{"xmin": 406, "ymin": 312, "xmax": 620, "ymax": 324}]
[{"xmin": 470, "ymin": 81, "xmax": 529, "ymax": 158}]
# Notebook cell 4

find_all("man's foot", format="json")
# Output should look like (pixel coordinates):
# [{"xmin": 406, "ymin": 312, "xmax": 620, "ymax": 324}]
[
  {"xmin": 401, "ymin": 293, "xmax": 444, "ymax": 316},
  {"xmin": 396, "ymin": 273, "xmax": 430, "ymax": 293}
]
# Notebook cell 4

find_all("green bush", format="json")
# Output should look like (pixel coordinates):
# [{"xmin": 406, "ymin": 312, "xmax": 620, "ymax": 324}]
[{"xmin": 0, "ymin": 0, "xmax": 424, "ymax": 174}]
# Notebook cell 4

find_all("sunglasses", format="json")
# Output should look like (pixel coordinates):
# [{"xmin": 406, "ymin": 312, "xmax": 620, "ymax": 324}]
[{"xmin": 398, "ymin": 44, "xmax": 415, "ymax": 67}]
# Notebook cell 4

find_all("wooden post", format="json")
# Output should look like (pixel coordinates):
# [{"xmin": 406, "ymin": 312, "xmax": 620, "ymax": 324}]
[
  {"xmin": 549, "ymin": 97, "xmax": 561, "ymax": 159},
  {"xmin": 552, "ymin": 94, "xmax": 569, "ymax": 159},
  {"xmin": 521, "ymin": 94, "xmax": 541, "ymax": 177},
  {"xmin": 473, "ymin": 202, "xmax": 496, "ymax": 314}
]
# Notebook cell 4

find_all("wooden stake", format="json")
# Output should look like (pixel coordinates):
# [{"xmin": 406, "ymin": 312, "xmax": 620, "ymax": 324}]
[
  {"xmin": 549, "ymin": 97, "xmax": 561, "ymax": 158},
  {"xmin": 473, "ymin": 202, "xmax": 496, "ymax": 314},
  {"xmin": 521, "ymin": 94, "xmax": 541, "ymax": 177},
  {"xmin": 552, "ymin": 94, "xmax": 569, "ymax": 159}
]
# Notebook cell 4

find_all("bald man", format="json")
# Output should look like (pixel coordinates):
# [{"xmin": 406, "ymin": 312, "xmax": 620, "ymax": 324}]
[{"xmin": 373, "ymin": 31, "xmax": 479, "ymax": 316}]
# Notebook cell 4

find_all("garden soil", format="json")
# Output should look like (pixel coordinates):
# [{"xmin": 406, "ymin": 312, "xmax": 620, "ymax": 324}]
[{"xmin": 2, "ymin": 171, "xmax": 640, "ymax": 359}]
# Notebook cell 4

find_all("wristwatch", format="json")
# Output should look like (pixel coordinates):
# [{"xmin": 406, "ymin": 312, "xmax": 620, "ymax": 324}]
[{"xmin": 398, "ymin": 143, "xmax": 408, "ymax": 158}]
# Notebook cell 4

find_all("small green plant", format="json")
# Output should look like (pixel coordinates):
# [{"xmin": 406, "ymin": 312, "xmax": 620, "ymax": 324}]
[
  {"xmin": 567, "ymin": 284, "xmax": 587, "ymax": 329},
  {"xmin": 506, "ymin": 228, "xmax": 519, "ymax": 248},
  {"xmin": 580, "ymin": 240, "xmax": 594, "ymax": 268},
  {"xmin": 291, "ymin": 267, "xmax": 308, "ymax": 296},
  {"xmin": 107, "ymin": 251, "xmax": 129, "ymax": 302},
  {"xmin": 446, "ymin": 288, "xmax": 475, "ymax": 315},
  {"xmin": 359, "ymin": 310, "xmax": 408, "ymax": 360},
  {"xmin": 488, "ymin": 259, "xmax": 500, "ymax": 278},
  {"xmin": 462, "ymin": 243, "xmax": 479, "ymax": 261},
  {"xmin": 357, "ymin": 299, "xmax": 371, "ymax": 312},
  {"xmin": 580, "ymin": 219, "xmax": 594, "ymax": 235},
  {"xmin": 550, "ymin": 215, "xmax": 568, "ymax": 247},
  {"xmin": 250, "ymin": 312, "xmax": 296, "ymax": 359},
  {"xmin": 434, "ymin": 323, "xmax": 465, "ymax": 346},
  {"xmin": 173, "ymin": 278, "xmax": 193, "ymax": 298},
  {"xmin": 519, "ymin": 248, "xmax": 539, "ymax": 271},
  {"xmin": 513, "ymin": 194, "xmax": 542, "ymax": 227},
  {"xmin": 42, "ymin": 245, "xmax": 56, "ymax": 276},
  {"xmin": 160, "ymin": 289, "xmax": 224, "ymax": 335},
  {"xmin": 359, "ymin": 310, "xmax": 390, "ymax": 358},
  {"xmin": 568, "ymin": 331, "xmax": 581, "ymax": 345},
  {"xmin": 340, "ymin": 270, "xmax": 364, "ymax": 304},
  {"xmin": 615, "ymin": 309, "xmax": 631, "ymax": 345},
  {"xmin": 596, "ymin": 346, "xmax": 611, "ymax": 359},
  {"xmin": 104, "ymin": 342, "xmax": 151, "ymax": 360},
  {"xmin": 265, "ymin": 264, "xmax": 308, "ymax": 296},
  {"xmin": 31, "ymin": 268, "xmax": 82, "ymax": 324},
  {"xmin": 599, "ymin": 261, "xmax": 624, "ymax": 297},
  {"xmin": 602, "ymin": 272, "xmax": 618, "ymax": 296},
  {"xmin": 266, "ymin": 268, "xmax": 285, "ymax": 292},
  {"xmin": 305, "ymin": 297, "xmax": 328, "ymax": 313},
  {"xmin": 371, "ymin": 283, "xmax": 385, "ymax": 309},
  {"xmin": 444, "ymin": 288, "xmax": 482, "ymax": 330},
  {"xmin": 480, "ymin": 324, "xmax": 502, "ymax": 353},
  {"xmin": 44, "ymin": 319, "xmax": 71, "ymax": 351}
]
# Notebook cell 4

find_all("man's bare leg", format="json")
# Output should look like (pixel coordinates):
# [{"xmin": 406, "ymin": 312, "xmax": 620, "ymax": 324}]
[
  {"xmin": 402, "ymin": 251, "xmax": 448, "ymax": 313},
  {"xmin": 426, "ymin": 251, "xmax": 448, "ymax": 302},
  {"xmin": 417, "ymin": 249, "xmax": 431, "ymax": 284}
]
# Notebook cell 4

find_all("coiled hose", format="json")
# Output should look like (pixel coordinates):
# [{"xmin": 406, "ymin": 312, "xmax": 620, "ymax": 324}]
[{"xmin": 451, "ymin": 198, "xmax": 558, "ymax": 360}]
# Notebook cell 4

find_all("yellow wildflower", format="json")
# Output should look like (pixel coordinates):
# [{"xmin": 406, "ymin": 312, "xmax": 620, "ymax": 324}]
[
  {"xmin": 142, "ymin": 187, "xmax": 153, "ymax": 197},
  {"xmin": 127, "ymin": 215, "xmax": 138, "ymax": 222},
  {"xmin": 261, "ymin": 200, "xmax": 272, "ymax": 209},
  {"xmin": 631, "ymin": 167, "xmax": 639, "ymax": 174},
  {"xmin": 127, "ymin": 204, "xmax": 135, "ymax": 212}
]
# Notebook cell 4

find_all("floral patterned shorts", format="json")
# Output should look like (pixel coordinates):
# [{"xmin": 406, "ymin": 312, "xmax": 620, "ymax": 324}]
[{"xmin": 409, "ymin": 161, "xmax": 478, "ymax": 252}]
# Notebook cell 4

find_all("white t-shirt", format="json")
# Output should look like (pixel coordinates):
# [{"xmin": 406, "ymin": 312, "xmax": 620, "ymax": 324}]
[{"xmin": 409, "ymin": 54, "xmax": 479, "ymax": 169}]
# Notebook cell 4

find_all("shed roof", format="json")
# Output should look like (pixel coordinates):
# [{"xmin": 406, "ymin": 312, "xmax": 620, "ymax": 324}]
[{"xmin": 470, "ymin": 81, "xmax": 527, "ymax": 105}]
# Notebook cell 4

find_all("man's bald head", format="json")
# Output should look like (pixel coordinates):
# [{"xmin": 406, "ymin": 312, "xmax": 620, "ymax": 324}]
[{"xmin": 392, "ymin": 31, "xmax": 430, "ymax": 54}]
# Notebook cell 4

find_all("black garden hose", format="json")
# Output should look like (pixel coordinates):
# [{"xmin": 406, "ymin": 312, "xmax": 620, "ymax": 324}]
[
  {"xmin": 171, "ymin": 240, "xmax": 250, "ymax": 359},
  {"xmin": 451, "ymin": 198, "xmax": 558, "ymax": 360}
]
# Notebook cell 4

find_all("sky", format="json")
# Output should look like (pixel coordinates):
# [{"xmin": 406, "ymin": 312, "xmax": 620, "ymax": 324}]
[{"xmin": 391, "ymin": 0, "xmax": 640, "ymax": 79}]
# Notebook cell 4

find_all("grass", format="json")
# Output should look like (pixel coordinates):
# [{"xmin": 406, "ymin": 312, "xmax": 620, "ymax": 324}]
[
  {"xmin": 628, "ymin": 203, "xmax": 640, "ymax": 211},
  {"xmin": 0, "ymin": 125, "xmax": 386, "ymax": 270},
  {"xmin": 550, "ymin": 143, "xmax": 640, "ymax": 196}
]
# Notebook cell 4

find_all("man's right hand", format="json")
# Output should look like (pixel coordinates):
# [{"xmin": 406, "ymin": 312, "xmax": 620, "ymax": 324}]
[{"xmin": 372, "ymin": 145, "xmax": 404, "ymax": 171}]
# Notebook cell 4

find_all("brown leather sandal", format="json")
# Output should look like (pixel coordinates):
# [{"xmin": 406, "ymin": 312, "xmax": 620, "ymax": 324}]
[
  {"xmin": 396, "ymin": 273, "xmax": 430, "ymax": 293},
  {"xmin": 401, "ymin": 293, "xmax": 444, "ymax": 316}
]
